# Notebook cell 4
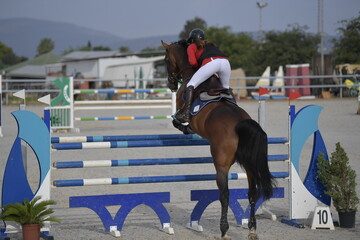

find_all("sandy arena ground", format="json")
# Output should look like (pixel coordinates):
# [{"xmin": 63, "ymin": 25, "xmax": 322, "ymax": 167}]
[{"xmin": 0, "ymin": 98, "xmax": 359, "ymax": 240}]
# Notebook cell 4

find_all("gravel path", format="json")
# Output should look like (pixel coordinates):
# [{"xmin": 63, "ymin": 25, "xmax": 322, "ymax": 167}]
[{"xmin": 0, "ymin": 98, "xmax": 359, "ymax": 239}]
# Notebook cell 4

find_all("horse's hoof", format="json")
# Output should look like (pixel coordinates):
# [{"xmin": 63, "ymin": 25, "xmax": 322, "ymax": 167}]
[
  {"xmin": 248, "ymin": 232, "xmax": 259, "ymax": 240},
  {"xmin": 221, "ymin": 234, "xmax": 231, "ymax": 240}
]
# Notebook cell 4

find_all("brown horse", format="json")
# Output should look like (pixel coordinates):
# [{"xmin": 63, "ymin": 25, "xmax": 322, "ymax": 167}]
[{"xmin": 162, "ymin": 40, "xmax": 275, "ymax": 240}]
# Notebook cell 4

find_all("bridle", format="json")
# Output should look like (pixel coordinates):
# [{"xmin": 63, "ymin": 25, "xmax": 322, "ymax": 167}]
[
  {"xmin": 167, "ymin": 66, "xmax": 195, "ymax": 92},
  {"xmin": 164, "ymin": 43, "xmax": 194, "ymax": 92}
]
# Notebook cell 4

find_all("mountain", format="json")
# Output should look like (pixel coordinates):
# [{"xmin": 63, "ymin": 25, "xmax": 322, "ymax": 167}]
[
  {"xmin": 0, "ymin": 18, "xmax": 336, "ymax": 59},
  {"xmin": 109, "ymin": 35, "xmax": 179, "ymax": 53},
  {"xmin": 0, "ymin": 18, "xmax": 177, "ymax": 58}
]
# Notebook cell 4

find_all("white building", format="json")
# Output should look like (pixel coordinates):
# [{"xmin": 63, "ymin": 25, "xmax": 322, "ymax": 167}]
[{"xmin": 60, "ymin": 51, "xmax": 166, "ymax": 88}]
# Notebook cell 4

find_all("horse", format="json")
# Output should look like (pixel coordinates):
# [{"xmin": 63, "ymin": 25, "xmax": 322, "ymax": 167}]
[{"xmin": 161, "ymin": 40, "xmax": 275, "ymax": 240}]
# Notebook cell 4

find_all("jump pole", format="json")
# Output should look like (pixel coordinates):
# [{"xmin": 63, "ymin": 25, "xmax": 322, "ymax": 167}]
[
  {"xmin": 51, "ymin": 137, "xmax": 288, "ymax": 150},
  {"xmin": 53, "ymin": 154, "xmax": 288, "ymax": 169},
  {"xmin": 51, "ymin": 134, "xmax": 287, "ymax": 144},
  {"xmin": 51, "ymin": 133, "xmax": 203, "ymax": 143},
  {"xmin": 74, "ymin": 115, "xmax": 172, "ymax": 121},
  {"xmin": 53, "ymin": 172, "xmax": 289, "ymax": 187}
]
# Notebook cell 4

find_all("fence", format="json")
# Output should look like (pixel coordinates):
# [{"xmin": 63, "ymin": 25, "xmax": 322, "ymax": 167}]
[
  {"xmin": 0, "ymin": 103, "xmax": 333, "ymax": 237},
  {"xmin": 1, "ymin": 74, "xmax": 359, "ymax": 133},
  {"xmin": 1, "ymin": 75, "xmax": 359, "ymax": 102}
]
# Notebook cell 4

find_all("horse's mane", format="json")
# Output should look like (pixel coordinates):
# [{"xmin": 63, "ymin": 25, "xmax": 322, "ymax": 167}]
[{"xmin": 171, "ymin": 39, "xmax": 189, "ymax": 48}]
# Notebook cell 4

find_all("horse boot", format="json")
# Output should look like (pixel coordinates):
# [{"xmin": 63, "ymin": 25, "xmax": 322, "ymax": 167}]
[{"xmin": 176, "ymin": 86, "xmax": 194, "ymax": 123}]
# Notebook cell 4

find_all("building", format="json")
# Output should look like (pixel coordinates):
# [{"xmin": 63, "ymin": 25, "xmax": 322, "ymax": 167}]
[{"xmin": 56, "ymin": 51, "xmax": 166, "ymax": 88}]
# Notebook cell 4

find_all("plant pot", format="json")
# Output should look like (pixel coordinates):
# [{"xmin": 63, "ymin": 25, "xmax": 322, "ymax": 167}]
[
  {"xmin": 22, "ymin": 224, "xmax": 40, "ymax": 240},
  {"xmin": 338, "ymin": 211, "xmax": 356, "ymax": 228}
]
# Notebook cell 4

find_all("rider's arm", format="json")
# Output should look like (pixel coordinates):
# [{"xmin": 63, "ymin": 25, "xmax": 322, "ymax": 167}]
[{"xmin": 187, "ymin": 43, "xmax": 199, "ymax": 68}]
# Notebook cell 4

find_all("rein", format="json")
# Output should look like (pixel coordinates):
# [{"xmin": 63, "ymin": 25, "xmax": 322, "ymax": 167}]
[{"xmin": 170, "ymin": 66, "xmax": 193, "ymax": 83}]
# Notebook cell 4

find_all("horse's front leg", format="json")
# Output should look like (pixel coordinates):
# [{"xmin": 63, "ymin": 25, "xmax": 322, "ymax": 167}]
[{"xmin": 216, "ymin": 167, "xmax": 231, "ymax": 240}]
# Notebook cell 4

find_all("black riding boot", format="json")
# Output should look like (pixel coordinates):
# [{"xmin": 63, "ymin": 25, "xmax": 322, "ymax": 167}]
[{"xmin": 176, "ymin": 86, "xmax": 194, "ymax": 123}]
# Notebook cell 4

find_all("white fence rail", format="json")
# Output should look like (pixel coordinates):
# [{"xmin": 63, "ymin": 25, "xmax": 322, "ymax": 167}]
[{"xmin": 1, "ymin": 75, "xmax": 359, "ymax": 104}]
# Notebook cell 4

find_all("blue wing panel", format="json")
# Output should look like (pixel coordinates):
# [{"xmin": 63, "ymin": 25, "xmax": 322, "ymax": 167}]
[{"xmin": 1, "ymin": 110, "xmax": 50, "ymax": 205}]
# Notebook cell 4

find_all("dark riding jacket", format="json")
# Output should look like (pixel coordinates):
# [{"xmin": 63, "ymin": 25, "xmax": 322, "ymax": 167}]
[
  {"xmin": 197, "ymin": 43, "xmax": 227, "ymax": 67},
  {"xmin": 187, "ymin": 43, "xmax": 228, "ymax": 68}
]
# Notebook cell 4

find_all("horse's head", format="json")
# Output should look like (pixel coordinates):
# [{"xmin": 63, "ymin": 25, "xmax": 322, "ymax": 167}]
[{"xmin": 161, "ymin": 40, "xmax": 192, "ymax": 92}]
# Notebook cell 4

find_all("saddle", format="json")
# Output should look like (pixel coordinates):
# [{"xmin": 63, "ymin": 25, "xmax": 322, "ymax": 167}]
[
  {"xmin": 173, "ymin": 75, "xmax": 237, "ymax": 134},
  {"xmin": 187, "ymin": 75, "xmax": 237, "ymax": 116},
  {"xmin": 192, "ymin": 75, "xmax": 231, "ymax": 99}
]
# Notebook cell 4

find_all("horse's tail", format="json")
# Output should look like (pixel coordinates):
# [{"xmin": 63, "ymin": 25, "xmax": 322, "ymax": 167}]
[{"xmin": 235, "ymin": 119, "xmax": 275, "ymax": 200}]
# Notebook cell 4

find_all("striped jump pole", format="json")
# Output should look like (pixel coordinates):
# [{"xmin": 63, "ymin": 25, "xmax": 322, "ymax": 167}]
[
  {"xmin": 74, "ymin": 99, "xmax": 173, "ymax": 105},
  {"xmin": 54, "ymin": 154, "xmax": 289, "ymax": 169},
  {"xmin": 74, "ymin": 89, "xmax": 172, "ymax": 94},
  {"xmin": 51, "ymin": 133, "xmax": 203, "ymax": 143},
  {"xmin": 74, "ymin": 105, "xmax": 172, "ymax": 110},
  {"xmin": 51, "ymin": 137, "xmax": 288, "ymax": 150},
  {"xmin": 53, "ymin": 172, "xmax": 289, "ymax": 187},
  {"xmin": 52, "ymin": 139, "xmax": 210, "ymax": 150},
  {"xmin": 75, "ymin": 115, "xmax": 172, "ymax": 121}
]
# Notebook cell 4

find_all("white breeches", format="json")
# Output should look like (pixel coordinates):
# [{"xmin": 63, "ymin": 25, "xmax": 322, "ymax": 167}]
[{"xmin": 187, "ymin": 58, "xmax": 231, "ymax": 89}]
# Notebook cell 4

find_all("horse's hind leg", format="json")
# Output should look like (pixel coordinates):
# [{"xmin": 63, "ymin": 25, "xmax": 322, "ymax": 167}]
[
  {"xmin": 215, "ymin": 166, "xmax": 231, "ymax": 240},
  {"xmin": 246, "ymin": 172, "xmax": 259, "ymax": 240}
]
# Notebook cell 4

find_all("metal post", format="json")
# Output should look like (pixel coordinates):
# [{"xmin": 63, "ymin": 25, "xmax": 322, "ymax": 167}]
[
  {"xmin": 318, "ymin": 0, "xmax": 325, "ymax": 90},
  {"xmin": 357, "ymin": 92, "xmax": 360, "ymax": 115},
  {"xmin": 19, "ymin": 103, "xmax": 27, "ymax": 174},
  {"xmin": 69, "ymin": 77, "xmax": 74, "ymax": 130},
  {"xmin": 258, "ymin": 100, "xmax": 265, "ymax": 130},
  {"xmin": 5, "ymin": 80, "xmax": 8, "ymax": 105},
  {"xmin": 256, "ymin": 1, "xmax": 268, "ymax": 44},
  {"xmin": 0, "ymin": 75, "xmax": 2, "ymax": 137}
]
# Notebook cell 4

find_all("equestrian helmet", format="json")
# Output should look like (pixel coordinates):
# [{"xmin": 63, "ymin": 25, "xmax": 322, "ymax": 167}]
[{"xmin": 188, "ymin": 28, "xmax": 205, "ymax": 41}]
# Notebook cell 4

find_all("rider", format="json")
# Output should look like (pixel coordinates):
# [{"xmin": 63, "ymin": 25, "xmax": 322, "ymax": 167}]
[{"xmin": 176, "ymin": 28, "xmax": 231, "ymax": 123}]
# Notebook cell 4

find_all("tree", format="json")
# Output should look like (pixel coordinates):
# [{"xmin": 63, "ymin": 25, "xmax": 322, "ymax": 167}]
[
  {"xmin": 87, "ymin": 40, "xmax": 92, "ymax": 50},
  {"xmin": 119, "ymin": 46, "xmax": 131, "ymax": 53},
  {"xmin": 179, "ymin": 17, "xmax": 207, "ymax": 40},
  {"xmin": 0, "ymin": 42, "xmax": 27, "ymax": 69},
  {"xmin": 255, "ymin": 24, "xmax": 319, "ymax": 75},
  {"xmin": 37, "ymin": 38, "xmax": 55, "ymax": 56},
  {"xmin": 141, "ymin": 46, "xmax": 164, "ymax": 52},
  {"xmin": 93, "ymin": 46, "xmax": 111, "ymax": 51},
  {"xmin": 140, "ymin": 46, "xmax": 164, "ymax": 57},
  {"xmin": 62, "ymin": 42, "xmax": 112, "ymax": 55},
  {"xmin": 179, "ymin": 20, "xmax": 319, "ymax": 76},
  {"xmin": 332, "ymin": 12, "xmax": 360, "ymax": 64},
  {"xmin": 206, "ymin": 26, "xmax": 259, "ymax": 75},
  {"xmin": 78, "ymin": 43, "xmax": 92, "ymax": 51}
]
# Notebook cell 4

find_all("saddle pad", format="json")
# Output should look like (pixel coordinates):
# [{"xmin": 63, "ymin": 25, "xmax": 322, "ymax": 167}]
[{"xmin": 191, "ymin": 93, "xmax": 237, "ymax": 116}]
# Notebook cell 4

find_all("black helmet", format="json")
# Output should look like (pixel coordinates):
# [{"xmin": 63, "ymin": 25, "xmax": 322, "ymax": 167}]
[{"xmin": 188, "ymin": 28, "xmax": 205, "ymax": 42}]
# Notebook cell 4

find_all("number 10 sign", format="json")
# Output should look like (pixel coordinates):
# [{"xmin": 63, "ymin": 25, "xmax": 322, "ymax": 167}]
[{"xmin": 311, "ymin": 206, "xmax": 335, "ymax": 230}]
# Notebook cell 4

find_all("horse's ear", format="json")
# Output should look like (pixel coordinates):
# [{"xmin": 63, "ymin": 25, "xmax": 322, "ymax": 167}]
[{"xmin": 161, "ymin": 40, "xmax": 169, "ymax": 49}]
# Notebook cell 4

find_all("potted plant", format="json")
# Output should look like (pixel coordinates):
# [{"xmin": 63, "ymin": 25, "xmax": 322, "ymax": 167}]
[
  {"xmin": 0, "ymin": 196, "xmax": 60, "ymax": 240},
  {"xmin": 317, "ymin": 142, "xmax": 359, "ymax": 228}
]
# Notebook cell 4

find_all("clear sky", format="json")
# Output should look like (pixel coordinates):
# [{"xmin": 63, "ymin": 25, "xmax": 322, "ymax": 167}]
[{"xmin": 0, "ymin": 0, "xmax": 359, "ymax": 39}]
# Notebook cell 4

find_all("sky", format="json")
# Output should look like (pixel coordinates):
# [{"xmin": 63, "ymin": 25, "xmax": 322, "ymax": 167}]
[{"xmin": 0, "ymin": 0, "xmax": 359, "ymax": 39}]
